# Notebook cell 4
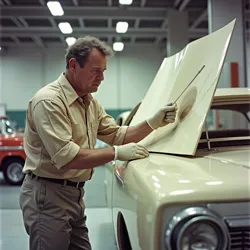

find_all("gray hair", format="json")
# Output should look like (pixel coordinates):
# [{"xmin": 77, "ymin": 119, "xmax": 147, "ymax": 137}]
[{"xmin": 65, "ymin": 36, "xmax": 114, "ymax": 69}]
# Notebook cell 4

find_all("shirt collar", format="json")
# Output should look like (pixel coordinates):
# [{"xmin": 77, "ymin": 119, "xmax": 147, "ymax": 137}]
[{"xmin": 58, "ymin": 73, "xmax": 93, "ymax": 106}]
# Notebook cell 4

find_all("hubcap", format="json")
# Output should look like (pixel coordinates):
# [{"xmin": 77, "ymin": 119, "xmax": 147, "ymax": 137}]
[{"xmin": 6, "ymin": 162, "xmax": 24, "ymax": 182}]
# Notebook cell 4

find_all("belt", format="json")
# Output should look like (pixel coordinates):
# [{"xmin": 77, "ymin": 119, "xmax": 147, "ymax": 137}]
[{"xmin": 27, "ymin": 172, "xmax": 85, "ymax": 188}]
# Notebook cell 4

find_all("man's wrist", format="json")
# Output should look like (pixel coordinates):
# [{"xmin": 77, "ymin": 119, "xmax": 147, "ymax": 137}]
[{"xmin": 146, "ymin": 118, "xmax": 157, "ymax": 130}]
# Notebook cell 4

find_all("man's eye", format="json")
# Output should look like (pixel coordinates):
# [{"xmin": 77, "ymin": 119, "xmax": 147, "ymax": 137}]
[{"xmin": 92, "ymin": 69, "xmax": 102, "ymax": 73}]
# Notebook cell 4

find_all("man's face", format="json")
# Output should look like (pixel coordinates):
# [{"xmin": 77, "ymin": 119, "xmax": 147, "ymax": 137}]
[{"xmin": 69, "ymin": 48, "xmax": 107, "ymax": 95}]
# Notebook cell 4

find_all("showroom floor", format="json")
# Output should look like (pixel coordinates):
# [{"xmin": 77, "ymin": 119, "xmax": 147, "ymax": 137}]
[{"xmin": 0, "ymin": 167, "xmax": 118, "ymax": 250}]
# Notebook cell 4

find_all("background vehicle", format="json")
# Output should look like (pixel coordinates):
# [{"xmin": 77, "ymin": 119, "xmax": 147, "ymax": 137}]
[{"xmin": 0, "ymin": 116, "xmax": 26, "ymax": 185}]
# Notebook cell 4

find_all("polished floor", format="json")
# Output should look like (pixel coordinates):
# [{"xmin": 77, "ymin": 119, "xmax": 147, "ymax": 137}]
[{"xmin": 0, "ymin": 167, "xmax": 118, "ymax": 250}]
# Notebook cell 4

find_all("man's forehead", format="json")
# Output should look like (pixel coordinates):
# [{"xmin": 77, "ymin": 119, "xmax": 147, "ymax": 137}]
[
  {"xmin": 87, "ymin": 49, "xmax": 106, "ymax": 67},
  {"xmin": 88, "ymin": 48, "xmax": 106, "ymax": 60}
]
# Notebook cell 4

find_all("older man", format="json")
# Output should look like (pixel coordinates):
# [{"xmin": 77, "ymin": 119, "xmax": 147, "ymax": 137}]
[{"xmin": 19, "ymin": 36, "xmax": 177, "ymax": 250}]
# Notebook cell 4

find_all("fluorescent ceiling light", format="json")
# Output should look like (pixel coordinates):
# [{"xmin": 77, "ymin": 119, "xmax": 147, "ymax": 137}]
[
  {"xmin": 116, "ymin": 22, "xmax": 129, "ymax": 33},
  {"xmin": 47, "ymin": 1, "xmax": 64, "ymax": 16},
  {"xmin": 58, "ymin": 22, "xmax": 73, "ymax": 34},
  {"xmin": 113, "ymin": 42, "xmax": 124, "ymax": 51},
  {"xmin": 66, "ymin": 37, "xmax": 76, "ymax": 46},
  {"xmin": 119, "ymin": 0, "xmax": 133, "ymax": 5}
]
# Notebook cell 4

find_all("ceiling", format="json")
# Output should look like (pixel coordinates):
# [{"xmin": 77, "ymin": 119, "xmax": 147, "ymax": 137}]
[{"xmin": 0, "ymin": 0, "xmax": 249, "ymax": 49}]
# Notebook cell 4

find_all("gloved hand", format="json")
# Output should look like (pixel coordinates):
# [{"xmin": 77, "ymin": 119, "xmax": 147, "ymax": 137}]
[
  {"xmin": 113, "ymin": 143, "xmax": 149, "ymax": 161},
  {"xmin": 147, "ymin": 103, "xmax": 177, "ymax": 130}
]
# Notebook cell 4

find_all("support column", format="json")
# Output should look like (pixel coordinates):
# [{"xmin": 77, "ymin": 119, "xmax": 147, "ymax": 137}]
[
  {"xmin": 0, "ymin": 55, "xmax": 5, "ymax": 115},
  {"xmin": 167, "ymin": 9, "xmax": 189, "ymax": 56},
  {"xmin": 208, "ymin": 0, "xmax": 247, "ymax": 88},
  {"xmin": 208, "ymin": 0, "xmax": 247, "ymax": 129}
]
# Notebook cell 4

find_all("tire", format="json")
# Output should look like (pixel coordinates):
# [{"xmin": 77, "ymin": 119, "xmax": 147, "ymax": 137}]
[{"xmin": 2, "ymin": 158, "xmax": 25, "ymax": 185}]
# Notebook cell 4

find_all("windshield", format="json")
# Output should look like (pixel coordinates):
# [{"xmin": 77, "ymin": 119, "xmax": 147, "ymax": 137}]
[
  {"xmin": 0, "ymin": 118, "xmax": 15, "ymax": 135},
  {"xmin": 206, "ymin": 108, "xmax": 250, "ymax": 130}
]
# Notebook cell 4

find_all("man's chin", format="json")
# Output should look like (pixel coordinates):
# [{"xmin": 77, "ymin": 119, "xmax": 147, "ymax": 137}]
[{"xmin": 90, "ymin": 87, "xmax": 98, "ymax": 93}]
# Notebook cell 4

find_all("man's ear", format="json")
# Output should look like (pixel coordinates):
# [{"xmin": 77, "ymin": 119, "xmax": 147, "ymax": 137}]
[{"xmin": 68, "ymin": 58, "xmax": 77, "ymax": 71}]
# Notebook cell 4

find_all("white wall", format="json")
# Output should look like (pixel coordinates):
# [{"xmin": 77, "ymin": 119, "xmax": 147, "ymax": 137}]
[{"xmin": 0, "ymin": 46, "xmax": 164, "ymax": 111}]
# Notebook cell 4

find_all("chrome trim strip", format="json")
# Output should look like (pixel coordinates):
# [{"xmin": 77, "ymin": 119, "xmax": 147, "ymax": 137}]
[
  {"xmin": 0, "ymin": 146, "xmax": 24, "ymax": 151},
  {"xmin": 200, "ymin": 136, "xmax": 250, "ymax": 143},
  {"xmin": 208, "ymin": 202, "xmax": 250, "ymax": 217},
  {"xmin": 114, "ymin": 169, "xmax": 124, "ymax": 186},
  {"xmin": 225, "ymin": 215, "xmax": 250, "ymax": 228}
]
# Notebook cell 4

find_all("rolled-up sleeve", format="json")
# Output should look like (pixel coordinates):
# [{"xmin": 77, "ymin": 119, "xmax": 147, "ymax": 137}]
[
  {"xmin": 96, "ymin": 105, "xmax": 128, "ymax": 146},
  {"xmin": 32, "ymin": 100, "xmax": 80, "ymax": 170}
]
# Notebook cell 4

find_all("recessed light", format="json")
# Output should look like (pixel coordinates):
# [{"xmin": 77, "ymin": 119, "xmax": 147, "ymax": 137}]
[
  {"xmin": 58, "ymin": 22, "xmax": 73, "ymax": 34},
  {"xmin": 119, "ymin": 0, "xmax": 133, "ymax": 5},
  {"xmin": 47, "ymin": 1, "xmax": 64, "ymax": 16},
  {"xmin": 66, "ymin": 37, "xmax": 76, "ymax": 46},
  {"xmin": 113, "ymin": 42, "xmax": 124, "ymax": 51},
  {"xmin": 116, "ymin": 22, "xmax": 129, "ymax": 33}
]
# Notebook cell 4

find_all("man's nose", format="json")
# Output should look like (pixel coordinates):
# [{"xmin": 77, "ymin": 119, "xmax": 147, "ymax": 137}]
[{"xmin": 99, "ymin": 72, "xmax": 104, "ymax": 81}]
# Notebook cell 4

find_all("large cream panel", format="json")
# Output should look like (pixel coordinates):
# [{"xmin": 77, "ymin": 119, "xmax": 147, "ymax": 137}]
[{"xmin": 130, "ymin": 20, "xmax": 236, "ymax": 155}]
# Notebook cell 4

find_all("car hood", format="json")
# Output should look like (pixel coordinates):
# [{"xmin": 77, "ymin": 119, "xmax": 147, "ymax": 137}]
[
  {"xmin": 129, "ymin": 20, "xmax": 236, "ymax": 156},
  {"xmin": 126, "ymin": 148, "xmax": 250, "ymax": 206}
]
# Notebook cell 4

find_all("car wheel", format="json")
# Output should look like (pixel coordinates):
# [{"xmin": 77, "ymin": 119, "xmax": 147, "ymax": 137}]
[{"xmin": 2, "ymin": 158, "xmax": 25, "ymax": 185}]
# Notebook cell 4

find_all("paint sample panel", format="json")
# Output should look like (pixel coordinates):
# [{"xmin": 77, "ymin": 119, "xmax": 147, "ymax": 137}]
[{"xmin": 130, "ymin": 20, "xmax": 236, "ymax": 155}]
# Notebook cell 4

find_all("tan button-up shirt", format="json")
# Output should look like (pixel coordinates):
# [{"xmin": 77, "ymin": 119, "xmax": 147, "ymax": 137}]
[{"xmin": 23, "ymin": 73, "xmax": 128, "ymax": 182}]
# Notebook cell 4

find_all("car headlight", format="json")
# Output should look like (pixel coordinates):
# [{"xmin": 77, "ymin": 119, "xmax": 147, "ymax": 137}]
[{"xmin": 165, "ymin": 207, "xmax": 230, "ymax": 250}]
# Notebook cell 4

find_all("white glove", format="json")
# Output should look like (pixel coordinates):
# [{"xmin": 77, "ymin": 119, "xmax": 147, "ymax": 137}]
[
  {"xmin": 113, "ymin": 143, "xmax": 149, "ymax": 161},
  {"xmin": 147, "ymin": 103, "xmax": 177, "ymax": 130}
]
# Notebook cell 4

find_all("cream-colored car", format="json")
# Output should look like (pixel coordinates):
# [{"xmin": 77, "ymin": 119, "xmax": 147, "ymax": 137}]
[
  {"xmin": 104, "ymin": 88, "xmax": 250, "ymax": 250},
  {"xmin": 104, "ymin": 20, "xmax": 250, "ymax": 250}
]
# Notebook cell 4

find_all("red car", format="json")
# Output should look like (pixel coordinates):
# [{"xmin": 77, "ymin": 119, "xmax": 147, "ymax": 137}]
[{"xmin": 0, "ymin": 116, "xmax": 26, "ymax": 185}]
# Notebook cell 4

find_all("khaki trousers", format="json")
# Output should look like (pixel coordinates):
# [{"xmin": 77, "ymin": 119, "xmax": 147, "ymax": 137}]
[{"xmin": 19, "ymin": 174, "xmax": 92, "ymax": 250}]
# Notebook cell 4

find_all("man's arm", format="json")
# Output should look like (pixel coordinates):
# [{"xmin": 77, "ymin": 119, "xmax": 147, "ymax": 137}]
[
  {"xmin": 123, "ymin": 121, "xmax": 153, "ymax": 144},
  {"xmin": 64, "ymin": 147, "xmax": 115, "ymax": 170},
  {"xmin": 64, "ymin": 143, "xmax": 149, "ymax": 170}
]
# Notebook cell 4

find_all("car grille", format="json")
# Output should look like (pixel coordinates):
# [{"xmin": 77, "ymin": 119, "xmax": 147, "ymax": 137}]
[{"xmin": 229, "ymin": 227, "xmax": 250, "ymax": 250}]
